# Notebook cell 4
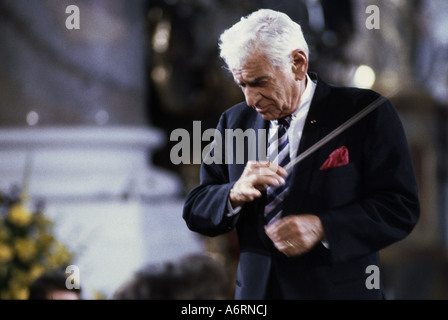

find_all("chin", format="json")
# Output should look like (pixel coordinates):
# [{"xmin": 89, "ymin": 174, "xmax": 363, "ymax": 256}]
[
  {"xmin": 256, "ymin": 109, "xmax": 275, "ymax": 120},
  {"xmin": 259, "ymin": 113, "xmax": 275, "ymax": 121}
]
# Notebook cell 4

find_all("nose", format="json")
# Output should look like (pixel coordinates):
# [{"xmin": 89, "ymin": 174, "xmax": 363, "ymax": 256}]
[{"xmin": 243, "ymin": 87, "xmax": 261, "ymax": 107}]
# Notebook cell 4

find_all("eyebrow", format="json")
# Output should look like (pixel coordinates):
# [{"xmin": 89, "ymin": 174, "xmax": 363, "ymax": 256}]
[{"xmin": 236, "ymin": 76, "xmax": 270, "ymax": 87}]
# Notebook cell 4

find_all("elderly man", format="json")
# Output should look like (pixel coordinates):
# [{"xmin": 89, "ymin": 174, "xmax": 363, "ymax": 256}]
[{"xmin": 183, "ymin": 9, "xmax": 419, "ymax": 300}]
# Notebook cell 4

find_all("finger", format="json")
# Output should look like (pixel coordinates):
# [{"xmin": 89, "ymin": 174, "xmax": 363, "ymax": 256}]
[
  {"xmin": 231, "ymin": 182, "xmax": 262, "ymax": 201},
  {"xmin": 250, "ymin": 174, "xmax": 285, "ymax": 188},
  {"xmin": 275, "ymin": 164, "xmax": 288, "ymax": 178},
  {"xmin": 246, "ymin": 160, "xmax": 266, "ymax": 170},
  {"xmin": 257, "ymin": 160, "xmax": 271, "ymax": 167},
  {"xmin": 264, "ymin": 217, "xmax": 284, "ymax": 236},
  {"xmin": 273, "ymin": 240, "xmax": 298, "ymax": 257},
  {"xmin": 265, "ymin": 217, "xmax": 295, "ymax": 241},
  {"xmin": 266, "ymin": 228, "xmax": 285, "ymax": 243},
  {"xmin": 255, "ymin": 162, "xmax": 288, "ymax": 177},
  {"xmin": 267, "ymin": 162, "xmax": 288, "ymax": 178},
  {"xmin": 250, "ymin": 167, "xmax": 286, "ymax": 184},
  {"xmin": 237, "ymin": 185, "xmax": 262, "ymax": 201},
  {"xmin": 272, "ymin": 240, "xmax": 286, "ymax": 251},
  {"xmin": 265, "ymin": 227, "xmax": 286, "ymax": 244}
]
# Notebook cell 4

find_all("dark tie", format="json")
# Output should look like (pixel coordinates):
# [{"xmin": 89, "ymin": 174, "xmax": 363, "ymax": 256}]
[{"xmin": 264, "ymin": 115, "xmax": 292, "ymax": 225}]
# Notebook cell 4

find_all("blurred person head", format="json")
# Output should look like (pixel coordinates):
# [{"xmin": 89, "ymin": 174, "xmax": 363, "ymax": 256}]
[
  {"xmin": 112, "ymin": 254, "xmax": 233, "ymax": 300},
  {"xmin": 219, "ymin": 9, "xmax": 310, "ymax": 121},
  {"xmin": 28, "ymin": 270, "xmax": 81, "ymax": 300}
]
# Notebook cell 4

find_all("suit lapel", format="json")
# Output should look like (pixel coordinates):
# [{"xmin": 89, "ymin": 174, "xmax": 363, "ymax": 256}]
[
  {"xmin": 251, "ymin": 111, "xmax": 274, "ymax": 249},
  {"xmin": 254, "ymin": 113, "xmax": 269, "ymax": 161},
  {"xmin": 231, "ymin": 109, "xmax": 269, "ymax": 179},
  {"xmin": 284, "ymin": 73, "xmax": 331, "ymax": 214}
]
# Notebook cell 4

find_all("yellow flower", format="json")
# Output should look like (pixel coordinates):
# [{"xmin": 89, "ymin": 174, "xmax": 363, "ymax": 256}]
[
  {"xmin": 8, "ymin": 279, "xmax": 29, "ymax": 300},
  {"xmin": 14, "ymin": 238, "xmax": 37, "ymax": 262},
  {"xmin": 93, "ymin": 291, "xmax": 106, "ymax": 300},
  {"xmin": 0, "ymin": 242, "xmax": 13, "ymax": 263},
  {"xmin": 36, "ymin": 232, "xmax": 55, "ymax": 250},
  {"xmin": 29, "ymin": 264, "xmax": 46, "ymax": 282},
  {"xmin": 0, "ymin": 226, "xmax": 10, "ymax": 241},
  {"xmin": 1, "ymin": 191, "xmax": 76, "ymax": 300},
  {"xmin": 47, "ymin": 243, "xmax": 72, "ymax": 267},
  {"xmin": 13, "ymin": 287, "xmax": 29, "ymax": 300},
  {"xmin": 35, "ymin": 214, "xmax": 53, "ymax": 228},
  {"xmin": 7, "ymin": 203, "xmax": 33, "ymax": 227}
]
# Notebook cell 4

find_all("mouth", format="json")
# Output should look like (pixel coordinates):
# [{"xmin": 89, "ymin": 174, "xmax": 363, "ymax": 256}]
[{"xmin": 254, "ymin": 104, "xmax": 270, "ymax": 113}]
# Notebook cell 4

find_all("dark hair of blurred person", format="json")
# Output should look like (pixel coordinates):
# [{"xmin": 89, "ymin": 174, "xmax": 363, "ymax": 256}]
[
  {"xmin": 28, "ymin": 270, "xmax": 81, "ymax": 300},
  {"xmin": 112, "ymin": 254, "xmax": 233, "ymax": 300}
]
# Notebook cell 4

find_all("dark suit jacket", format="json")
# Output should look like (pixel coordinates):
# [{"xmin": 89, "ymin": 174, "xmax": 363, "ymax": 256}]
[{"xmin": 183, "ymin": 73, "xmax": 420, "ymax": 300}]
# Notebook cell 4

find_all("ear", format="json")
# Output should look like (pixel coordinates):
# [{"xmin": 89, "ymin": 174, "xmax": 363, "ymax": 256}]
[{"xmin": 291, "ymin": 49, "xmax": 308, "ymax": 81}]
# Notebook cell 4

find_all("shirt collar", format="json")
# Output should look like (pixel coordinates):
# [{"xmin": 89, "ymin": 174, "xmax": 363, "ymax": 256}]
[{"xmin": 291, "ymin": 73, "xmax": 316, "ymax": 119}]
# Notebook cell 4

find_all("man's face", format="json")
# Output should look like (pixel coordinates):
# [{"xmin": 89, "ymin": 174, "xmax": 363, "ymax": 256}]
[{"xmin": 232, "ymin": 53, "xmax": 303, "ymax": 121}]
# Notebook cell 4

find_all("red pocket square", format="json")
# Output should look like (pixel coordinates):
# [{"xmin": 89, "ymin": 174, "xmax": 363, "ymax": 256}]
[{"xmin": 320, "ymin": 146, "xmax": 349, "ymax": 170}]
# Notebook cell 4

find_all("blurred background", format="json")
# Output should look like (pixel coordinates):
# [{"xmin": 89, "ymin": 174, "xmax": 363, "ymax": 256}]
[{"xmin": 0, "ymin": 0, "xmax": 447, "ymax": 299}]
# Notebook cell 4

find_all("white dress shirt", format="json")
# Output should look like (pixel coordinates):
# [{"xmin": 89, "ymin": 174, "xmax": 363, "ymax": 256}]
[{"xmin": 269, "ymin": 73, "xmax": 316, "ymax": 162}]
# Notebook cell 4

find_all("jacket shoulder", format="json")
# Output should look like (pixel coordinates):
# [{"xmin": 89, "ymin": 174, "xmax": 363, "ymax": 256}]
[
  {"xmin": 223, "ymin": 101, "xmax": 253, "ymax": 117},
  {"xmin": 220, "ymin": 102, "xmax": 260, "ymax": 128},
  {"xmin": 328, "ymin": 83, "xmax": 382, "ymax": 108},
  {"xmin": 320, "ymin": 81, "xmax": 388, "ymax": 125}
]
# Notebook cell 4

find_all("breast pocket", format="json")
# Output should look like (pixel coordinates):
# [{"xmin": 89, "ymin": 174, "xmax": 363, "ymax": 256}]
[{"xmin": 310, "ymin": 163, "xmax": 360, "ymax": 209}]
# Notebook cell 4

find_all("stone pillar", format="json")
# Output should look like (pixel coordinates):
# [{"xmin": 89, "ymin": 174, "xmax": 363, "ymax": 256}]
[{"xmin": 0, "ymin": 0, "xmax": 203, "ymax": 299}]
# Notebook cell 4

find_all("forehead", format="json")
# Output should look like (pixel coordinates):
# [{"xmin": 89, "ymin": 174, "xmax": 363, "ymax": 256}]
[{"xmin": 231, "ymin": 54, "xmax": 276, "ymax": 81}]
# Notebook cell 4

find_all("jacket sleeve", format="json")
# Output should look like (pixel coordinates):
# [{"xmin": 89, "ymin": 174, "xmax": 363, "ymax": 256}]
[
  {"xmin": 182, "ymin": 112, "xmax": 241, "ymax": 237},
  {"xmin": 319, "ymin": 97, "xmax": 420, "ymax": 264}
]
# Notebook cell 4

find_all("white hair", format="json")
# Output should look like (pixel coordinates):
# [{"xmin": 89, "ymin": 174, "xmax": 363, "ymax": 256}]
[{"xmin": 219, "ymin": 9, "xmax": 309, "ymax": 71}]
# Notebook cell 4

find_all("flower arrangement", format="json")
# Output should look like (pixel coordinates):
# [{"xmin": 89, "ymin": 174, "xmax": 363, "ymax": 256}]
[{"xmin": 0, "ymin": 185, "xmax": 74, "ymax": 299}]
